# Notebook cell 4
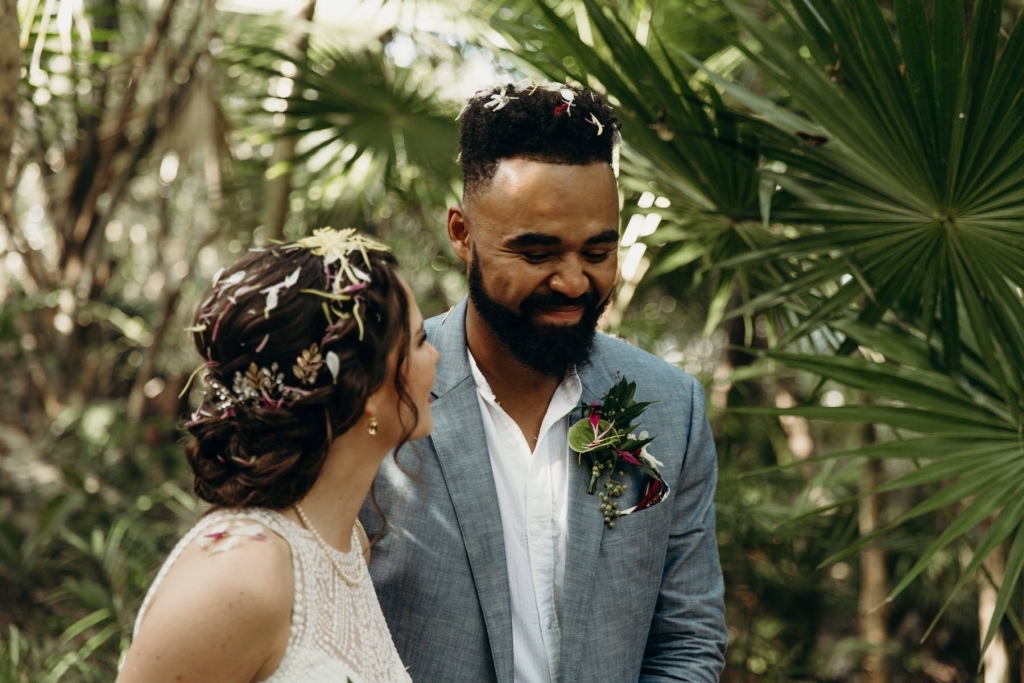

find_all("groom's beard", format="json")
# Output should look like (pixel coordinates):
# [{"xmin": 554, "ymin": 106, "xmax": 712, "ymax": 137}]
[{"xmin": 467, "ymin": 249, "xmax": 610, "ymax": 379}]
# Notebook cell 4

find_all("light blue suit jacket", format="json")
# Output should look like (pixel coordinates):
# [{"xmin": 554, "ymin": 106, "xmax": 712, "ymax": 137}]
[{"xmin": 360, "ymin": 299, "xmax": 726, "ymax": 682}]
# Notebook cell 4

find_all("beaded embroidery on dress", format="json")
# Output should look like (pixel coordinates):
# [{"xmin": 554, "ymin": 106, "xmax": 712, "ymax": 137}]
[{"xmin": 134, "ymin": 508, "xmax": 412, "ymax": 683}]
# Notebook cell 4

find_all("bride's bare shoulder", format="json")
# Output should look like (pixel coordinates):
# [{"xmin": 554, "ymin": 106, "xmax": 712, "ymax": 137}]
[
  {"xmin": 118, "ymin": 517, "xmax": 294, "ymax": 683},
  {"xmin": 169, "ymin": 517, "xmax": 293, "ymax": 601}
]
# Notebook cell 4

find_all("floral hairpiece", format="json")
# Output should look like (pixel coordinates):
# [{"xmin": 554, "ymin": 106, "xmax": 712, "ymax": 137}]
[
  {"xmin": 183, "ymin": 228, "xmax": 390, "ymax": 415},
  {"xmin": 283, "ymin": 227, "xmax": 389, "ymax": 341}
]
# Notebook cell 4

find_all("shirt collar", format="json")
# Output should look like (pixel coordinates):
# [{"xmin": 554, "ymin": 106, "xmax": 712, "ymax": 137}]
[{"xmin": 467, "ymin": 351, "xmax": 583, "ymax": 416}]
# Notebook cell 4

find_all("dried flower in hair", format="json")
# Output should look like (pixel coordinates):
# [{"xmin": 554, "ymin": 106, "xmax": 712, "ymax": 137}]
[
  {"xmin": 515, "ymin": 77, "xmax": 540, "ymax": 94},
  {"xmin": 483, "ymin": 86, "xmax": 518, "ymax": 111},
  {"xmin": 260, "ymin": 266, "xmax": 302, "ymax": 318},
  {"xmin": 293, "ymin": 343, "xmax": 324, "ymax": 385},
  {"xmin": 287, "ymin": 228, "xmax": 389, "ymax": 340},
  {"xmin": 221, "ymin": 270, "xmax": 247, "ymax": 287},
  {"xmin": 326, "ymin": 351, "xmax": 341, "ymax": 383},
  {"xmin": 559, "ymin": 88, "xmax": 575, "ymax": 115},
  {"xmin": 244, "ymin": 362, "xmax": 265, "ymax": 392}
]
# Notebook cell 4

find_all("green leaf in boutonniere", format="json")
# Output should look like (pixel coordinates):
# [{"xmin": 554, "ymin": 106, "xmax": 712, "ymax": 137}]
[{"xmin": 568, "ymin": 417, "xmax": 617, "ymax": 453}]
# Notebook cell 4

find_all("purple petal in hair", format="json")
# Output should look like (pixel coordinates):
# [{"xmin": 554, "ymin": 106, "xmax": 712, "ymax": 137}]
[
  {"xmin": 211, "ymin": 301, "xmax": 232, "ymax": 342},
  {"xmin": 340, "ymin": 282, "xmax": 367, "ymax": 294}
]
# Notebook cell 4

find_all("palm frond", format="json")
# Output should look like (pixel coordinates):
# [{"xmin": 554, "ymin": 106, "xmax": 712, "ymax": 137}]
[
  {"xmin": 232, "ymin": 39, "xmax": 460, "ymax": 207},
  {"xmin": 708, "ymin": 0, "xmax": 1024, "ymax": 414},
  {"xmin": 749, "ymin": 316, "xmax": 1024, "ymax": 652}
]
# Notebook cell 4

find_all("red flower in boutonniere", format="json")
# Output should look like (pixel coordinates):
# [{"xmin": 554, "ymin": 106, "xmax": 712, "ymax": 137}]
[{"xmin": 568, "ymin": 378, "xmax": 670, "ymax": 528}]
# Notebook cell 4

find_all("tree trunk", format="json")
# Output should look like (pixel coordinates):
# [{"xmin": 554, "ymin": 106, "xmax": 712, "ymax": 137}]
[
  {"xmin": 978, "ymin": 521, "xmax": 1009, "ymax": 683},
  {"xmin": 775, "ymin": 382, "xmax": 814, "ymax": 461},
  {"xmin": 859, "ymin": 424, "xmax": 888, "ymax": 683},
  {"xmin": 0, "ymin": 0, "xmax": 23, "ymax": 306},
  {"xmin": 265, "ymin": 0, "xmax": 317, "ymax": 241},
  {"xmin": 0, "ymin": 0, "xmax": 21, "ymax": 189}
]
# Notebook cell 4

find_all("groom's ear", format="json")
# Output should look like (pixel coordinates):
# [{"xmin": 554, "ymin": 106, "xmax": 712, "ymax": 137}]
[{"xmin": 447, "ymin": 205, "xmax": 471, "ymax": 264}]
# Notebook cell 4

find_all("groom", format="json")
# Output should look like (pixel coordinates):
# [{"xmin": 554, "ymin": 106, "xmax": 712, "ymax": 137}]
[{"xmin": 361, "ymin": 82, "xmax": 727, "ymax": 682}]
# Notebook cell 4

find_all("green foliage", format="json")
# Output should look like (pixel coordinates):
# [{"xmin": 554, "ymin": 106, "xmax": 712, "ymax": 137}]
[
  {"xmin": 0, "ymin": 408, "xmax": 197, "ymax": 680},
  {"xmin": 236, "ymin": 38, "xmax": 460, "ymax": 210},
  {"xmin": 747, "ymin": 317, "xmax": 1024, "ymax": 651},
  {"xmin": 221, "ymin": 20, "xmax": 468, "ymax": 316},
  {"xmin": 708, "ymin": 0, "xmax": 1024, "ymax": 653},
  {"xmin": 711, "ymin": 0, "xmax": 1024, "ymax": 385}
]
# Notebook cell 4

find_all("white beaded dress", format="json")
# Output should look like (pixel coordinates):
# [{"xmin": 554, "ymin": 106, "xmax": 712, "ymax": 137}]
[{"xmin": 134, "ymin": 508, "xmax": 412, "ymax": 683}]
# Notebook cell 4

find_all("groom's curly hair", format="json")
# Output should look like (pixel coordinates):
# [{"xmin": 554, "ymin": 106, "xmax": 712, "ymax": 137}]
[{"xmin": 457, "ymin": 82, "xmax": 620, "ymax": 200}]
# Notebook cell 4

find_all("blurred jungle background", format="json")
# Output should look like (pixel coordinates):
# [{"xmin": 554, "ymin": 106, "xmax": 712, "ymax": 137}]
[{"xmin": 2, "ymin": 0, "xmax": 1024, "ymax": 680}]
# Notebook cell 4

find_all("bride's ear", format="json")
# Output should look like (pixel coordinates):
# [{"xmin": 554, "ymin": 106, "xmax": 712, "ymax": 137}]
[{"xmin": 362, "ymin": 398, "xmax": 378, "ymax": 421}]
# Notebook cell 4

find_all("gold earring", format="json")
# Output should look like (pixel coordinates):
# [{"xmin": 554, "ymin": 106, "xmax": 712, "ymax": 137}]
[{"xmin": 367, "ymin": 417, "xmax": 378, "ymax": 436}]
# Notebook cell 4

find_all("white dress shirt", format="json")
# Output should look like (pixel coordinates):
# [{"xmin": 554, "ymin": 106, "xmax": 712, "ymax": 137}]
[{"xmin": 467, "ymin": 352, "xmax": 582, "ymax": 683}]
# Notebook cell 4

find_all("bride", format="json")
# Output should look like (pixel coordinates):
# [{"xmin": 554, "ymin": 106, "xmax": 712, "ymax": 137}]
[{"xmin": 117, "ymin": 228, "xmax": 439, "ymax": 683}]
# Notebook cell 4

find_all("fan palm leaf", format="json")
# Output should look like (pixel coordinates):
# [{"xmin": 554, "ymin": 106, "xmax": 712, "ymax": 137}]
[
  {"xmin": 703, "ymin": 0, "xmax": 1024, "ymax": 416},
  {"xmin": 234, "ymin": 38, "xmax": 460, "ymax": 207},
  {"xmin": 736, "ymin": 317, "xmax": 1024, "ymax": 651}
]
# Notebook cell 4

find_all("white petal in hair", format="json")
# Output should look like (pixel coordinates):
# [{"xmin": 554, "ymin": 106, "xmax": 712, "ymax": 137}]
[{"xmin": 326, "ymin": 351, "xmax": 340, "ymax": 383}]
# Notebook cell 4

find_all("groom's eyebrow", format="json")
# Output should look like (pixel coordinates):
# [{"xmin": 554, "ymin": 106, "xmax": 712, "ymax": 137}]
[
  {"xmin": 585, "ymin": 230, "xmax": 620, "ymax": 245},
  {"xmin": 506, "ymin": 229, "xmax": 619, "ymax": 248},
  {"xmin": 506, "ymin": 233, "xmax": 560, "ymax": 248}
]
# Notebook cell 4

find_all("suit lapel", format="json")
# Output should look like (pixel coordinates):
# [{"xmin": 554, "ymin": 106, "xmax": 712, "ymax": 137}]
[
  {"xmin": 427, "ymin": 301, "xmax": 514, "ymax": 683},
  {"xmin": 558, "ymin": 361, "xmax": 614, "ymax": 683}
]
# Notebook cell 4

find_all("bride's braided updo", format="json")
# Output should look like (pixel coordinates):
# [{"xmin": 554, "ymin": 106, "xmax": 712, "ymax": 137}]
[{"xmin": 183, "ymin": 230, "xmax": 415, "ymax": 509}]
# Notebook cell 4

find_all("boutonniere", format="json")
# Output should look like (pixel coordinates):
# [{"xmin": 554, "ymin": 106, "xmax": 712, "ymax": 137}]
[{"xmin": 568, "ymin": 378, "xmax": 670, "ymax": 528}]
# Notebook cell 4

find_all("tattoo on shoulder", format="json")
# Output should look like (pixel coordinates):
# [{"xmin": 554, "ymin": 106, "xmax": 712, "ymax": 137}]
[{"xmin": 195, "ymin": 520, "xmax": 268, "ymax": 554}]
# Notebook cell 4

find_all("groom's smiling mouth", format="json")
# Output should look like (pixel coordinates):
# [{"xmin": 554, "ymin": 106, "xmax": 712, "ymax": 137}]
[
  {"xmin": 534, "ymin": 305, "xmax": 585, "ymax": 324},
  {"xmin": 522, "ymin": 291, "xmax": 596, "ymax": 325}
]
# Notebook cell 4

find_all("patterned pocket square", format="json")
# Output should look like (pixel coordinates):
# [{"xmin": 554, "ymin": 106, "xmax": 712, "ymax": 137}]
[{"xmin": 620, "ymin": 478, "xmax": 670, "ymax": 515}]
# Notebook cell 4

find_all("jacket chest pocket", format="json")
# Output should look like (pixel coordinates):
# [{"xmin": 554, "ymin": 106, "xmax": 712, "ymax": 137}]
[
  {"xmin": 592, "ymin": 507, "xmax": 672, "ymax": 630},
  {"xmin": 599, "ymin": 501, "xmax": 671, "ymax": 546}
]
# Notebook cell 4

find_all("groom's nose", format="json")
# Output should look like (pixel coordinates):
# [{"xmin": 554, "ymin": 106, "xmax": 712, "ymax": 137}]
[{"xmin": 548, "ymin": 256, "xmax": 589, "ymax": 300}]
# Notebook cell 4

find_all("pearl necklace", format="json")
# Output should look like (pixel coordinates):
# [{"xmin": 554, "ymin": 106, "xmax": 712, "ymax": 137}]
[{"xmin": 294, "ymin": 504, "xmax": 366, "ymax": 587}]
